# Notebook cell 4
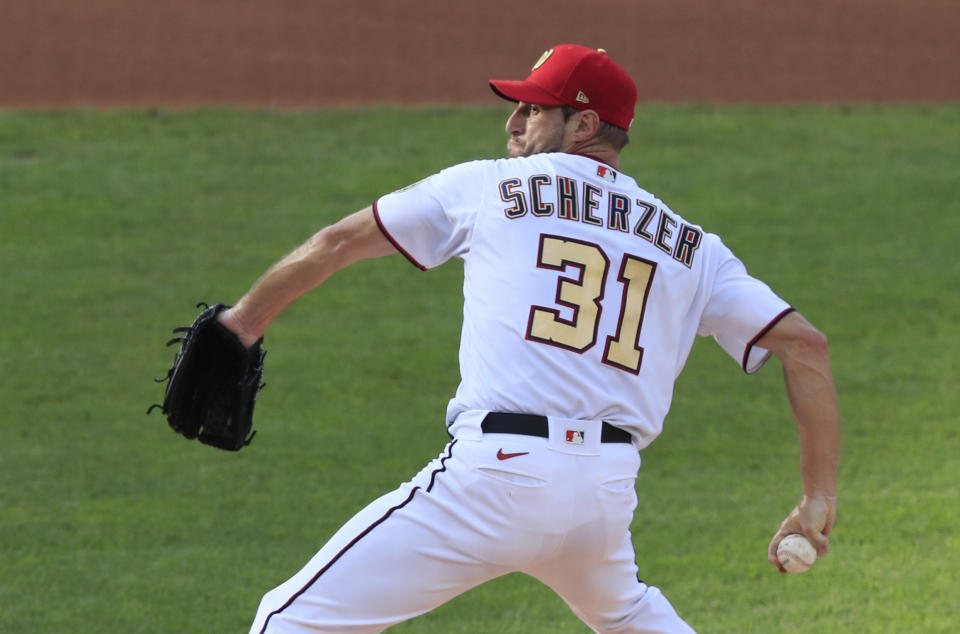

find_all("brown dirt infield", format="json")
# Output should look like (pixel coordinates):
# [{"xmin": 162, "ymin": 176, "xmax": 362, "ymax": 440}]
[{"xmin": 0, "ymin": 0, "xmax": 957, "ymax": 108}]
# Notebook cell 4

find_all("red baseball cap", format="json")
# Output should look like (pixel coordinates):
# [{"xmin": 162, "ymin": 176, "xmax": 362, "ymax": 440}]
[{"xmin": 490, "ymin": 44, "xmax": 638, "ymax": 130}]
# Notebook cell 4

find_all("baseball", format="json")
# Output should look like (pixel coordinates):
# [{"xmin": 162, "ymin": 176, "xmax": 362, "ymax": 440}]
[{"xmin": 777, "ymin": 533, "xmax": 817, "ymax": 573}]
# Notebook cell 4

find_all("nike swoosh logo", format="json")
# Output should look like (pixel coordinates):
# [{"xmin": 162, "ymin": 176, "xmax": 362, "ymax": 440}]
[{"xmin": 496, "ymin": 449, "xmax": 530, "ymax": 461}]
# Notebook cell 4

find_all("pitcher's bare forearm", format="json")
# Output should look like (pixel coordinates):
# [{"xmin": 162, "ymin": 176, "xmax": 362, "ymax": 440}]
[
  {"xmin": 221, "ymin": 207, "xmax": 396, "ymax": 346},
  {"xmin": 758, "ymin": 311, "xmax": 840, "ymax": 565},
  {"xmin": 759, "ymin": 311, "xmax": 840, "ymax": 499},
  {"xmin": 782, "ymin": 343, "xmax": 840, "ymax": 501}
]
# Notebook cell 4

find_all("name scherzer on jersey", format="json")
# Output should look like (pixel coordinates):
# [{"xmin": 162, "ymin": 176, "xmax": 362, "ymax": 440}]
[{"xmin": 374, "ymin": 153, "xmax": 791, "ymax": 449}]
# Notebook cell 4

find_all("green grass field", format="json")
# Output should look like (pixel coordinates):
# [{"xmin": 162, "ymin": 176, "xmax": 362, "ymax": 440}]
[{"xmin": 1, "ymin": 105, "xmax": 957, "ymax": 633}]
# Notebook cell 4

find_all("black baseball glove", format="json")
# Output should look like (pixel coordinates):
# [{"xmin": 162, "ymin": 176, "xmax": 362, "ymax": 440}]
[{"xmin": 149, "ymin": 303, "xmax": 265, "ymax": 450}]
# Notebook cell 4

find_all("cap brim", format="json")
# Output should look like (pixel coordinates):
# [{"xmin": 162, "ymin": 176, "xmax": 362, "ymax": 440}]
[{"xmin": 489, "ymin": 79, "xmax": 567, "ymax": 107}]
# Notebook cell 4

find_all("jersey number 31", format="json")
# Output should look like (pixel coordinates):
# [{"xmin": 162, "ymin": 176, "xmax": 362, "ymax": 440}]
[{"xmin": 526, "ymin": 234, "xmax": 656, "ymax": 375}]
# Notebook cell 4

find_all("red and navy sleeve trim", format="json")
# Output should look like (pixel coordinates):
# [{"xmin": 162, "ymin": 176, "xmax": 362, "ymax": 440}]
[
  {"xmin": 741, "ymin": 307, "xmax": 795, "ymax": 373},
  {"xmin": 372, "ymin": 199, "xmax": 428, "ymax": 271}
]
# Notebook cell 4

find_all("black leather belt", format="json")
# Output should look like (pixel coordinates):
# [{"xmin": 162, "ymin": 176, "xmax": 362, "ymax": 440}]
[{"xmin": 481, "ymin": 412, "xmax": 632, "ymax": 444}]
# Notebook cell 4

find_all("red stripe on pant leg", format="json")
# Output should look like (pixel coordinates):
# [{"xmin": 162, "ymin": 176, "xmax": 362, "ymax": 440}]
[{"xmin": 257, "ymin": 440, "xmax": 458, "ymax": 633}]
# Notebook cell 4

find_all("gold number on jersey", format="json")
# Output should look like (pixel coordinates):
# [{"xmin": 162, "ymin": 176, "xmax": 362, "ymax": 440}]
[
  {"xmin": 527, "ymin": 234, "xmax": 656, "ymax": 374},
  {"xmin": 527, "ymin": 235, "xmax": 609, "ymax": 351},
  {"xmin": 603, "ymin": 255, "xmax": 656, "ymax": 374}
]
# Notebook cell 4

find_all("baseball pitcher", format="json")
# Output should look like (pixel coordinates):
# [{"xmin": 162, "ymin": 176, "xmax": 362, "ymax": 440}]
[{"xmin": 165, "ymin": 44, "xmax": 840, "ymax": 633}]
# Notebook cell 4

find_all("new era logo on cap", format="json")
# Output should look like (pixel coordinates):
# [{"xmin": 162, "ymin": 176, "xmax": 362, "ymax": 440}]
[{"xmin": 489, "ymin": 44, "xmax": 638, "ymax": 130}]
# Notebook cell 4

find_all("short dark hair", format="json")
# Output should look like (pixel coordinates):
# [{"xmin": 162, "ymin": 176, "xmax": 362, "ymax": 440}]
[{"xmin": 561, "ymin": 105, "xmax": 630, "ymax": 151}]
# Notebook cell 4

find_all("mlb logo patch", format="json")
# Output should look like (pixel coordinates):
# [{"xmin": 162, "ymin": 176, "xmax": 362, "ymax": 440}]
[
  {"xmin": 565, "ymin": 429, "xmax": 585, "ymax": 445},
  {"xmin": 597, "ymin": 166, "xmax": 617, "ymax": 183}
]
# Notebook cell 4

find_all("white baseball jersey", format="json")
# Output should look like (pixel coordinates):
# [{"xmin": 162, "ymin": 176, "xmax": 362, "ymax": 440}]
[
  {"xmin": 375, "ymin": 153, "xmax": 791, "ymax": 448},
  {"xmin": 251, "ymin": 152, "xmax": 782, "ymax": 632}
]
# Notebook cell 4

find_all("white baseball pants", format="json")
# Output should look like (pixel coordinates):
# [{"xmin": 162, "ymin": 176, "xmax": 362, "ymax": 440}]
[{"xmin": 249, "ymin": 421, "xmax": 695, "ymax": 633}]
